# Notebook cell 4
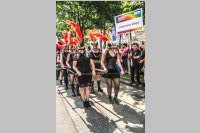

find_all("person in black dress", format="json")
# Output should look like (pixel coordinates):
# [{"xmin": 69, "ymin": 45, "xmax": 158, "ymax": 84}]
[
  {"xmin": 56, "ymin": 50, "xmax": 61, "ymax": 81},
  {"xmin": 67, "ymin": 45, "xmax": 80, "ymax": 97},
  {"xmin": 101, "ymin": 43, "xmax": 124, "ymax": 104},
  {"xmin": 60, "ymin": 45, "xmax": 69, "ymax": 89},
  {"xmin": 90, "ymin": 43, "xmax": 103, "ymax": 93},
  {"xmin": 73, "ymin": 44, "xmax": 96, "ymax": 108}
]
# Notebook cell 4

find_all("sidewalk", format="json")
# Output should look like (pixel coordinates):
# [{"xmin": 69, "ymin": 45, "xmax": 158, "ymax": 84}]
[
  {"xmin": 56, "ymin": 91, "xmax": 78, "ymax": 133},
  {"xmin": 56, "ymin": 79, "xmax": 145, "ymax": 133}
]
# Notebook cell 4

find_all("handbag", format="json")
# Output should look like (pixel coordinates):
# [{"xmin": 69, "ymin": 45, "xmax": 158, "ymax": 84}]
[{"xmin": 116, "ymin": 64, "xmax": 121, "ymax": 73}]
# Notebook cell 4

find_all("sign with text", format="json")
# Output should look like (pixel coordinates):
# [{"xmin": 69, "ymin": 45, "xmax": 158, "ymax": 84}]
[{"xmin": 114, "ymin": 8, "xmax": 143, "ymax": 35}]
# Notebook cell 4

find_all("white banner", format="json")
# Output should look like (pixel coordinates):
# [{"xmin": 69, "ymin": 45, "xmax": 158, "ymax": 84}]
[{"xmin": 114, "ymin": 8, "xmax": 143, "ymax": 35}]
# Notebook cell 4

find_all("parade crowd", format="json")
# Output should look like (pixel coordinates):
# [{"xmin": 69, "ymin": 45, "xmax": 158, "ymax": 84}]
[{"xmin": 56, "ymin": 41, "xmax": 145, "ymax": 109}]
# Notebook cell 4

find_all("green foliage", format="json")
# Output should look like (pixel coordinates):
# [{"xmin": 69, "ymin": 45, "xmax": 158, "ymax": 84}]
[{"xmin": 56, "ymin": 1, "xmax": 145, "ymax": 43}]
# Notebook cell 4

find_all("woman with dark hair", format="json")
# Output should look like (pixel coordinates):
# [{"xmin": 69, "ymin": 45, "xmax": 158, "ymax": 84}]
[
  {"xmin": 90, "ymin": 43, "xmax": 103, "ymax": 93},
  {"xmin": 101, "ymin": 43, "xmax": 124, "ymax": 104},
  {"xmin": 73, "ymin": 44, "xmax": 96, "ymax": 109},
  {"xmin": 67, "ymin": 45, "xmax": 80, "ymax": 97}
]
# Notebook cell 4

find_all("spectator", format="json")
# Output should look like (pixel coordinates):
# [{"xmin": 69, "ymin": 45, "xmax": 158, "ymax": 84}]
[
  {"xmin": 121, "ymin": 43, "xmax": 129, "ymax": 72},
  {"xmin": 131, "ymin": 43, "xmax": 141, "ymax": 86}
]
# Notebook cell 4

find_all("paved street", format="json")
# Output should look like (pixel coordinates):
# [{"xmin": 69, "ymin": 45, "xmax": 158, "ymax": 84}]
[
  {"xmin": 56, "ymin": 91, "xmax": 78, "ymax": 133},
  {"xmin": 56, "ymin": 78, "xmax": 145, "ymax": 133}
]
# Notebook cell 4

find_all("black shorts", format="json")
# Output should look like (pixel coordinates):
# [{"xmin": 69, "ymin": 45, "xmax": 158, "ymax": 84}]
[
  {"xmin": 78, "ymin": 75, "xmax": 92, "ymax": 87},
  {"xmin": 68, "ymin": 68, "xmax": 76, "ymax": 75}
]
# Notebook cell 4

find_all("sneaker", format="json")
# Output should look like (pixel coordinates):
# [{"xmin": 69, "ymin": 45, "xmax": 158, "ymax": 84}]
[
  {"xmin": 109, "ymin": 97, "xmax": 114, "ymax": 104},
  {"xmin": 113, "ymin": 97, "xmax": 119, "ymax": 105}
]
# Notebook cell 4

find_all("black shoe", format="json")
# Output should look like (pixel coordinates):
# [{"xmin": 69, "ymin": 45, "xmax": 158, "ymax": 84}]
[
  {"xmin": 113, "ymin": 97, "xmax": 119, "ymax": 105},
  {"xmin": 65, "ymin": 84, "xmax": 69, "ymax": 90},
  {"xmin": 130, "ymin": 81, "xmax": 135, "ymax": 85},
  {"xmin": 109, "ymin": 97, "xmax": 114, "ymax": 104},
  {"xmin": 98, "ymin": 88, "xmax": 103, "ymax": 92},
  {"xmin": 86, "ymin": 101, "xmax": 91, "ymax": 109},
  {"xmin": 72, "ymin": 91, "xmax": 76, "ymax": 97}
]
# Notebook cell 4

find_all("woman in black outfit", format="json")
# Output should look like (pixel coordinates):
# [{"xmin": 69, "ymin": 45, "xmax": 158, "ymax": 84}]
[
  {"xmin": 101, "ymin": 43, "xmax": 124, "ymax": 104},
  {"xmin": 90, "ymin": 43, "xmax": 103, "ymax": 93},
  {"xmin": 60, "ymin": 45, "xmax": 69, "ymax": 89},
  {"xmin": 73, "ymin": 44, "xmax": 96, "ymax": 108},
  {"xmin": 67, "ymin": 45, "xmax": 80, "ymax": 97}
]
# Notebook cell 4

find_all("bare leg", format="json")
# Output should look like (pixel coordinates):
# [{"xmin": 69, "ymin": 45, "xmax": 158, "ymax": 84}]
[
  {"xmin": 79, "ymin": 87, "xmax": 85, "ymax": 101},
  {"xmin": 85, "ymin": 85, "xmax": 91, "ymax": 108},
  {"xmin": 85, "ymin": 86, "xmax": 90, "ymax": 101}
]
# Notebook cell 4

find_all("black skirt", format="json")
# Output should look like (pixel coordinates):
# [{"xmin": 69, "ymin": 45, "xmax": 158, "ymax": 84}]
[{"xmin": 103, "ymin": 68, "xmax": 120, "ymax": 79}]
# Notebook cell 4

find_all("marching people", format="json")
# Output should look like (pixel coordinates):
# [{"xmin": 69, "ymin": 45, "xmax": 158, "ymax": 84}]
[
  {"xmin": 56, "ymin": 50, "xmax": 61, "ymax": 81},
  {"xmin": 73, "ymin": 44, "xmax": 96, "ymax": 109},
  {"xmin": 101, "ymin": 43, "xmax": 124, "ymax": 104},
  {"xmin": 67, "ymin": 45, "xmax": 80, "ymax": 97},
  {"xmin": 60, "ymin": 44, "xmax": 69, "ymax": 89},
  {"xmin": 90, "ymin": 43, "xmax": 103, "ymax": 93}
]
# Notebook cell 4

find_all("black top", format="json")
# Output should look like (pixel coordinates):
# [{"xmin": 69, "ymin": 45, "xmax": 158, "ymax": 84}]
[
  {"xmin": 90, "ymin": 51, "xmax": 102, "ymax": 68},
  {"xmin": 74, "ymin": 53, "xmax": 92, "ymax": 73},
  {"xmin": 62, "ymin": 51, "xmax": 69, "ymax": 65},
  {"xmin": 132, "ymin": 50, "xmax": 141, "ymax": 65},
  {"xmin": 105, "ymin": 51, "xmax": 117, "ymax": 70}
]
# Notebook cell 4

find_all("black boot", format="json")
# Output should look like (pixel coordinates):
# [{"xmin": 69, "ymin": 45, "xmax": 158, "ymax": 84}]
[
  {"xmin": 85, "ymin": 100, "xmax": 91, "ymax": 109},
  {"xmin": 97, "ymin": 80, "xmax": 103, "ymax": 92},
  {"xmin": 71, "ymin": 84, "xmax": 76, "ymax": 97},
  {"xmin": 65, "ymin": 83, "xmax": 68, "ymax": 90},
  {"xmin": 113, "ymin": 96, "xmax": 119, "ymax": 105},
  {"xmin": 109, "ymin": 96, "xmax": 114, "ymax": 104},
  {"xmin": 83, "ymin": 100, "xmax": 87, "ymax": 108},
  {"xmin": 91, "ymin": 81, "xmax": 95, "ymax": 94},
  {"xmin": 76, "ymin": 85, "xmax": 81, "ymax": 96},
  {"xmin": 59, "ymin": 80, "xmax": 62, "ymax": 85}
]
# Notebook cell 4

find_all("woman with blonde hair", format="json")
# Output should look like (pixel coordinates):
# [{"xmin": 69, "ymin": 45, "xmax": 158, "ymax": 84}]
[{"xmin": 101, "ymin": 43, "xmax": 124, "ymax": 104}]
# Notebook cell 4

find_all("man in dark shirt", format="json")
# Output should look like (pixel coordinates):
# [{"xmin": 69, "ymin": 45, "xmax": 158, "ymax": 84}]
[{"xmin": 132, "ymin": 43, "xmax": 141, "ymax": 85}]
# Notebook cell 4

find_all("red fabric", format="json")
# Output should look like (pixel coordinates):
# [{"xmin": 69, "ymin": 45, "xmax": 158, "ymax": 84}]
[
  {"xmin": 66, "ymin": 20, "xmax": 82, "ymax": 43},
  {"xmin": 87, "ymin": 30, "xmax": 108, "ymax": 42},
  {"xmin": 56, "ymin": 43, "xmax": 62, "ymax": 50},
  {"xmin": 73, "ymin": 37, "xmax": 79, "ymax": 45},
  {"xmin": 62, "ymin": 31, "xmax": 68, "ymax": 44},
  {"xmin": 60, "ymin": 39, "xmax": 66, "ymax": 45},
  {"xmin": 67, "ymin": 30, "xmax": 72, "ymax": 45},
  {"xmin": 87, "ymin": 30, "xmax": 96, "ymax": 42}
]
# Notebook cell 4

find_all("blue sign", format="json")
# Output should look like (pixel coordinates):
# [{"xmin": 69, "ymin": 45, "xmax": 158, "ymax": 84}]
[{"xmin": 112, "ymin": 26, "xmax": 116, "ymax": 42}]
